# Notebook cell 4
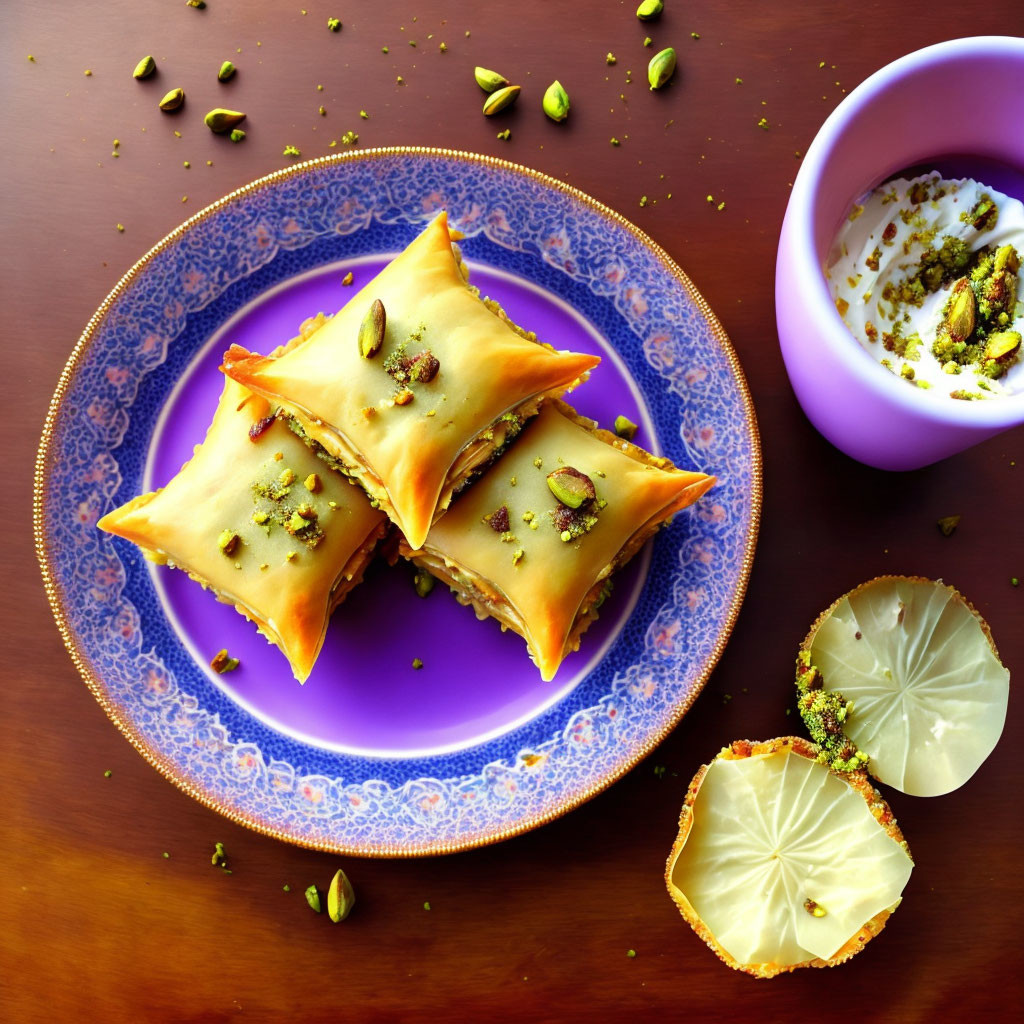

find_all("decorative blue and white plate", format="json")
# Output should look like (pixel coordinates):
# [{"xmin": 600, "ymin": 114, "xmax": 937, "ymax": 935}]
[{"xmin": 35, "ymin": 149, "xmax": 760, "ymax": 856}]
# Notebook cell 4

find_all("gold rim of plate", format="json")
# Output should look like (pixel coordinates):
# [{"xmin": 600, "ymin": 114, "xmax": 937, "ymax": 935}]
[{"xmin": 33, "ymin": 147, "xmax": 764, "ymax": 858}]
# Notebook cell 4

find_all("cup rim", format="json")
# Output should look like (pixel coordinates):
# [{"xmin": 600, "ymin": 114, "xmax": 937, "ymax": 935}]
[{"xmin": 786, "ymin": 35, "xmax": 1024, "ymax": 429}]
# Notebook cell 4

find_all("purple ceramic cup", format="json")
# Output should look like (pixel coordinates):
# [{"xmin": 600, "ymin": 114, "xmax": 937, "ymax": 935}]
[{"xmin": 776, "ymin": 36, "xmax": 1024, "ymax": 470}]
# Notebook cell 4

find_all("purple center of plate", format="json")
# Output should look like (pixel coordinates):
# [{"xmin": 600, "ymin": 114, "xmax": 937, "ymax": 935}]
[{"xmin": 146, "ymin": 259, "xmax": 654, "ymax": 758}]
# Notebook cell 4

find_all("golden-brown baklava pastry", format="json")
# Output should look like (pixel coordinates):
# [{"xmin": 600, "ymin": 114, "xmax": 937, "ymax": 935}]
[
  {"xmin": 221, "ymin": 212, "xmax": 600, "ymax": 549},
  {"xmin": 399, "ymin": 401, "xmax": 716, "ymax": 680},
  {"xmin": 97, "ymin": 374, "xmax": 388, "ymax": 683}
]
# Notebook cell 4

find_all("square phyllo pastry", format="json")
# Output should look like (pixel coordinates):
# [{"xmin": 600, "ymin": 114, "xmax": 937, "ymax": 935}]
[
  {"xmin": 221, "ymin": 212, "xmax": 600, "ymax": 549},
  {"xmin": 399, "ymin": 401, "xmax": 716, "ymax": 680},
  {"xmin": 98, "ymin": 376, "xmax": 388, "ymax": 682}
]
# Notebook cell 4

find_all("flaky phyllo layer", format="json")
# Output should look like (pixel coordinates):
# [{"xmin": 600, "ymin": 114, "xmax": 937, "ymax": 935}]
[
  {"xmin": 400, "ymin": 401, "xmax": 716, "ymax": 680},
  {"xmin": 97, "ymin": 374, "xmax": 388, "ymax": 682},
  {"xmin": 221, "ymin": 212, "xmax": 600, "ymax": 548}
]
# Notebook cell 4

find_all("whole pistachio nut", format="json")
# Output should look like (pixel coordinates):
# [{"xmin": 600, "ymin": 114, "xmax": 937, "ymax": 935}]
[
  {"xmin": 217, "ymin": 60, "xmax": 236, "ymax": 82},
  {"xmin": 482, "ymin": 84, "xmax": 521, "ymax": 117},
  {"xmin": 542, "ymin": 80, "xmax": 570, "ymax": 122},
  {"xmin": 648, "ymin": 47, "xmax": 677, "ymax": 90},
  {"xmin": 204, "ymin": 108, "xmax": 247, "ymax": 133},
  {"xmin": 474, "ymin": 66, "xmax": 510, "ymax": 93},
  {"xmin": 327, "ymin": 869, "xmax": 355, "ymax": 922},
  {"xmin": 133, "ymin": 55, "xmax": 156, "ymax": 80},
  {"xmin": 636, "ymin": 0, "xmax": 664, "ymax": 20},
  {"xmin": 945, "ymin": 278, "xmax": 976, "ymax": 343},
  {"xmin": 358, "ymin": 299, "xmax": 386, "ymax": 358},
  {"xmin": 984, "ymin": 330, "xmax": 1022, "ymax": 365},
  {"xmin": 547, "ymin": 466, "xmax": 596, "ymax": 509},
  {"xmin": 158, "ymin": 87, "xmax": 185, "ymax": 112}
]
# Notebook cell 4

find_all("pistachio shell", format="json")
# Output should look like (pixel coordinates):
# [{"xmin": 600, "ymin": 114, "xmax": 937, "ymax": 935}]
[
  {"xmin": 358, "ymin": 298, "xmax": 386, "ymax": 358},
  {"xmin": 204, "ymin": 108, "xmax": 246, "ymax": 133},
  {"xmin": 133, "ymin": 55, "xmax": 156, "ymax": 80},
  {"xmin": 648, "ymin": 47, "xmax": 677, "ymax": 90},
  {"xmin": 158, "ymin": 87, "xmax": 185, "ymax": 111},
  {"xmin": 474, "ymin": 66, "xmax": 509, "ymax": 93},
  {"xmin": 542, "ymin": 80, "xmax": 570, "ymax": 122},
  {"xmin": 482, "ymin": 84, "xmax": 520, "ymax": 116}
]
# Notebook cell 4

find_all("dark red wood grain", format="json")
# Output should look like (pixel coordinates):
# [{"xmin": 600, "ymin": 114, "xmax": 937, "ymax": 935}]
[{"xmin": 3, "ymin": 2, "xmax": 1021, "ymax": 1021}]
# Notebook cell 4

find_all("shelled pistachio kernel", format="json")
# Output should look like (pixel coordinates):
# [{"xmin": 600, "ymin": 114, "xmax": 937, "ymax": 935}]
[
  {"xmin": 133, "ymin": 55, "xmax": 156, "ymax": 80},
  {"xmin": 217, "ymin": 60, "xmax": 236, "ymax": 82},
  {"xmin": 547, "ymin": 466, "xmax": 596, "ymax": 509},
  {"xmin": 542, "ymin": 80, "xmax": 570, "ymax": 122},
  {"xmin": 205, "ymin": 108, "xmax": 246, "ymax": 133},
  {"xmin": 158, "ymin": 88, "xmax": 185, "ymax": 111},
  {"xmin": 327, "ymin": 869, "xmax": 355, "ymax": 921},
  {"xmin": 210, "ymin": 649, "xmax": 240, "ymax": 673},
  {"xmin": 358, "ymin": 298, "xmax": 386, "ymax": 358},
  {"xmin": 482, "ymin": 85, "xmax": 520, "ymax": 116},
  {"xmin": 474, "ymin": 66, "xmax": 509, "ymax": 92},
  {"xmin": 614, "ymin": 415, "xmax": 638, "ymax": 440},
  {"xmin": 648, "ymin": 47, "xmax": 677, "ymax": 90},
  {"xmin": 636, "ymin": 0, "xmax": 664, "ymax": 20},
  {"xmin": 305, "ymin": 885, "xmax": 322, "ymax": 913},
  {"xmin": 217, "ymin": 530, "xmax": 240, "ymax": 555}
]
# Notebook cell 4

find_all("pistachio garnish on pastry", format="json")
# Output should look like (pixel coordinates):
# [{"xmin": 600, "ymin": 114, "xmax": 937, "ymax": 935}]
[
  {"xmin": 400, "ymin": 400, "xmax": 715, "ymax": 680},
  {"xmin": 221, "ymin": 212, "xmax": 599, "ymax": 549}
]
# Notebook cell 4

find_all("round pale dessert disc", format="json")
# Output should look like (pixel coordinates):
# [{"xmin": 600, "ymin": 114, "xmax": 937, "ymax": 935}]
[
  {"xmin": 666, "ymin": 738, "xmax": 913, "ymax": 977},
  {"xmin": 807, "ymin": 577, "xmax": 1010, "ymax": 796}
]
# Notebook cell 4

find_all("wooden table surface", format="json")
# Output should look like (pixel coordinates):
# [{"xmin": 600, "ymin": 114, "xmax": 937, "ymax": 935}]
[{"xmin": 4, "ymin": 2, "xmax": 1022, "ymax": 1021}]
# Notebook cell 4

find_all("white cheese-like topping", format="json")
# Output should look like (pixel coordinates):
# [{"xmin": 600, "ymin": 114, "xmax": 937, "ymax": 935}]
[{"xmin": 827, "ymin": 174, "xmax": 1024, "ymax": 398}]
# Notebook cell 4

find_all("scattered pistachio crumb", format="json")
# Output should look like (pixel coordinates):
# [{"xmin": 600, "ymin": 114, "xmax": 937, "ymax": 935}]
[
  {"xmin": 423, "ymin": 901, "xmax": 431, "ymax": 910},
  {"xmin": 340, "ymin": 130, "xmax": 358, "ymax": 145},
  {"xmin": 104, "ymin": 769, "xmax": 112, "ymax": 778},
  {"xmin": 439, "ymin": 42, "xmax": 447, "ymax": 52},
  {"xmin": 285, "ymin": 551, "xmax": 297, "ymax": 562},
  {"xmin": 610, "ymin": 137, "xmax": 620, "ymax": 146},
  {"xmin": 533, "ymin": 457, "xmax": 543, "ymax": 468},
  {"xmin": 512, "ymin": 548, "xmax": 525, "ymax": 566},
  {"xmin": 183, "ymin": 160, "xmax": 190, "ymax": 168},
  {"xmin": 162, "ymin": 852, "xmax": 170, "ymax": 858},
  {"xmin": 84, "ymin": 69, "xmax": 93, "ymax": 76},
  {"xmin": 304, "ymin": 473, "xmax": 321, "ymax": 493},
  {"xmin": 496, "ymin": 128, "xmax": 511, "ymax": 140},
  {"xmin": 207, "ymin": 160, "xmax": 213, "ymax": 166},
  {"xmin": 409, "ymin": 40, "xmax": 417, "ymax": 47},
  {"xmin": 283, "ymin": 884, "xmax": 291, "ymax": 892},
  {"xmin": 317, "ymin": 84, "xmax": 324, "ymax": 91},
  {"xmin": 27, "ymin": 55, "xmax": 35, "ymax": 62},
  {"xmin": 606, "ymin": 53, "xmax": 617, "ymax": 64},
  {"xmin": 1012, "ymin": 577, "xmax": 1020, "ymax": 587},
  {"xmin": 327, "ymin": 17, "xmax": 342, "ymax": 32},
  {"xmin": 757, "ymin": 116, "xmax": 769, "ymax": 129},
  {"xmin": 937, "ymin": 515, "xmax": 960, "ymax": 537},
  {"xmin": 319, "ymin": 105, "xmax": 327, "ymax": 116},
  {"xmin": 359, "ymin": 109, "xmax": 369, "ymax": 119},
  {"xmin": 412, "ymin": 657, "xmax": 424, "ymax": 670},
  {"xmin": 396, "ymin": 75, "xmax": 404, "ymax": 84},
  {"xmin": 283, "ymin": 144, "xmax": 301, "ymax": 158},
  {"xmin": 116, "ymin": 223, "xmax": 125, "ymax": 233},
  {"xmin": 639, "ymin": 195, "xmax": 649, "ymax": 207},
  {"xmin": 181, "ymin": 195, "xmax": 188, "ymax": 203},
  {"xmin": 627, "ymin": 949, "xmax": 637, "ymax": 959},
  {"xmin": 382, "ymin": 46, "xmax": 389, "ymax": 54},
  {"xmin": 643, "ymin": 37, "xmax": 652, "ymax": 47},
  {"xmin": 717, "ymin": 201, "xmax": 726, "ymax": 212},
  {"xmin": 560, "ymin": 530, "xmax": 572, "ymax": 543},
  {"xmin": 210, "ymin": 649, "xmax": 240, "ymax": 673},
  {"xmin": 735, "ymin": 77, "xmax": 743, "ymax": 84},
  {"xmin": 691, "ymin": 32, "xmax": 700, "ymax": 39}
]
